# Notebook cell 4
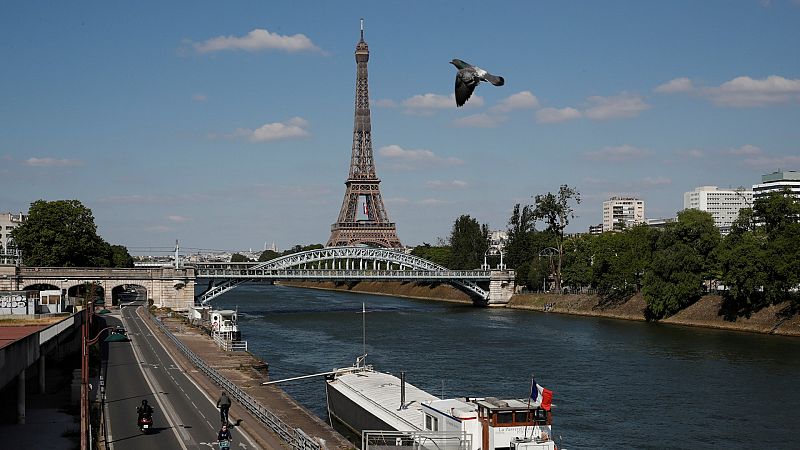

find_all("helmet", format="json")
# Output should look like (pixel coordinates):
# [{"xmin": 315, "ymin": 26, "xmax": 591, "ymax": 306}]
[{"xmin": 142, "ymin": 400, "xmax": 148, "ymax": 405}]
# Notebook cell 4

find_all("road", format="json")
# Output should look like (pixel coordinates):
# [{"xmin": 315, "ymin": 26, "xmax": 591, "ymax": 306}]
[{"xmin": 101, "ymin": 302, "xmax": 257, "ymax": 450}]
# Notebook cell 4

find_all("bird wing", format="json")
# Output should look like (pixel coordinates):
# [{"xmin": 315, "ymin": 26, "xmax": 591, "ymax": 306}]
[{"xmin": 454, "ymin": 72, "xmax": 477, "ymax": 107}]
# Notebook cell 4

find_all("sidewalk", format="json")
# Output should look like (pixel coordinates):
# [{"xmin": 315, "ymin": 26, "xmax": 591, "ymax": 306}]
[{"xmin": 139, "ymin": 308, "xmax": 352, "ymax": 450}]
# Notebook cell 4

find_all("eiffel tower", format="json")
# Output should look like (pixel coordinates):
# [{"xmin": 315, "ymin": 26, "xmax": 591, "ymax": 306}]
[{"xmin": 327, "ymin": 20, "xmax": 402, "ymax": 248}]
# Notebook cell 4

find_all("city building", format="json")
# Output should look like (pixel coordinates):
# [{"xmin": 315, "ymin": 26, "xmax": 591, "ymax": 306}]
[
  {"xmin": 0, "ymin": 212, "xmax": 26, "ymax": 253},
  {"xmin": 752, "ymin": 170, "xmax": 800, "ymax": 201},
  {"xmin": 489, "ymin": 230, "xmax": 507, "ymax": 250},
  {"xmin": 588, "ymin": 224, "xmax": 603, "ymax": 235},
  {"xmin": 602, "ymin": 197, "xmax": 645, "ymax": 232},
  {"xmin": 683, "ymin": 186, "xmax": 752, "ymax": 234},
  {"xmin": 646, "ymin": 217, "xmax": 677, "ymax": 229}
]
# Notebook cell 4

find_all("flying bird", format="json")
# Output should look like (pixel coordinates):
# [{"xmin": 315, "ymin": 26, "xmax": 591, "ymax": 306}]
[{"xmin": 450, "ymin": 59, "xmax": 505, "ymax": 107}]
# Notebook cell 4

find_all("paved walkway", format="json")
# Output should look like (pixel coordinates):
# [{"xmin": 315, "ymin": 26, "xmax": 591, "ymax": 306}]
[{"xmin": 141, "ymin": 308, "xmax": 352, "ymax": 450}]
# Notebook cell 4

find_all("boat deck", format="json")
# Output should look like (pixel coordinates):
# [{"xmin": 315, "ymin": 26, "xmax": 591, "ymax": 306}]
[{"xmin": 330, "ymin": 369, "xmax": 439, "ymax": 431}]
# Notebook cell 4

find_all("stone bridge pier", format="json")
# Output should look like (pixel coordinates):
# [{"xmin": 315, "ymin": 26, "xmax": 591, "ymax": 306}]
[{"xmin": 486, "ymin": 269, "xmax": 516, "ymax": 306}]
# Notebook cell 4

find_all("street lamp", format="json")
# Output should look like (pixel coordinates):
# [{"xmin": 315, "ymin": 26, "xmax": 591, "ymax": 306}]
[{"xmin": 538, "ymin": 248, "xmax": 558, "ymax": 292}]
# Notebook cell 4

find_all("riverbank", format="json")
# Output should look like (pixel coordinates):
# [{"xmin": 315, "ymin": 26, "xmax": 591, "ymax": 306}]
[{"xmin": 281, "ymin": 280, "xmax": 800, "ymax": 337}]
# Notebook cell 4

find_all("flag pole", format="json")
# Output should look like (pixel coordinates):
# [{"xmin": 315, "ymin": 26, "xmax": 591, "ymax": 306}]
[{"xmin": 524, "ymin": 374, "xmax": 534, "ymax": 439}]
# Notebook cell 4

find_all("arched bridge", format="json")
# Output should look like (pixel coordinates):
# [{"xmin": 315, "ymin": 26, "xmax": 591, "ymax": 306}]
[{"xmin": 196, "ymin": 246, "xmax": 515, "ymax": 305}]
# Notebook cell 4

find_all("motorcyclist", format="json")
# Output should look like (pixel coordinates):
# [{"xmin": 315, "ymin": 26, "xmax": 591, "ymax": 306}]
[{"xmin": 137, "ymin": 399, "xmax": 154, "ymax": 421}]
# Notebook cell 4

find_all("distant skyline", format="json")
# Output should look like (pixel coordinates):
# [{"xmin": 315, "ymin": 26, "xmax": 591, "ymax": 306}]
[{"xmin": 2, "ymin": 1, "xmax": 799, "ymax": 252}]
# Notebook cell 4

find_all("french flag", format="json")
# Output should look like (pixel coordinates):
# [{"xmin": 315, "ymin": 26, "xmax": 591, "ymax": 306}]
[
  {"xmin": 530, "ymin": 377, "xmax": 553, "ymax": 411},
  {"xmin": 363, "ymin": 201, "xmax": 369, "ymax": 216}
]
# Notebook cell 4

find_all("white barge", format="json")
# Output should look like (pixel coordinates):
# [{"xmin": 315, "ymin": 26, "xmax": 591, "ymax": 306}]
[{"xmin": 326, "ymin": 359, "xmax": 561, "ymax": 450}]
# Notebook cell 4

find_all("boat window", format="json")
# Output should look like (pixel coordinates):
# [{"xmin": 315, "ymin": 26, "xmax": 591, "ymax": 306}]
[
  {"xmin": 425, "ymin": 414, "xmax": 439, "ymax": 431},
  {"xmin": 496, "ymin": 412, "xmax": 513, "ymax": 424},
  {"xmin": 514, "ymin": 411, "xmax": 530, "ymax": 423}
]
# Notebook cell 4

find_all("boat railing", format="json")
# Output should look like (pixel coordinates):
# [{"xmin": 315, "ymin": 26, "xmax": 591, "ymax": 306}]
[
  {"xmin": 362, "ymin": 430, "xmax": 471, "ymax": 450},
  {"xmin": 212, "ymin": 332, "xmax": 248, "ymax": 351}
]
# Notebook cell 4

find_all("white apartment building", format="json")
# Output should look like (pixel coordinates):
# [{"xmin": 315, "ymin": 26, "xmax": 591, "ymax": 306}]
[
  {"xmin": 683, "ymin": 186, "xmax": 752, "ymax": 234},
  {"xmin": 752, "ymin": 170, "xmax": 800, "ymax": 201},
  {"xmin": 0, "ymin": 212, "xmax": 26, "ymax": 253},
  {"xmin": 602, "ymin": 197, "xmax": 645, "ymax": 232}
]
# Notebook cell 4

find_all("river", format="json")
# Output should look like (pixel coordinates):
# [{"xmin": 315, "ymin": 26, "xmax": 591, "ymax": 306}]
[{"xmin": 210, "ymin": 283, "xmax": 800, "ymax": 449}]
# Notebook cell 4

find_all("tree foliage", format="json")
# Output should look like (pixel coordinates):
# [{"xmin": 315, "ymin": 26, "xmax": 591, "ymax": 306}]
[
  {"xmin": 258, "ymin": 250, "xmax": 281, "ymax": 262},
  {"xmin": 230, "ymin": 253, "xmax": 252, "ymax": 262},
  {"xmin": 531, "ymin": 185, "xmax": 581, "ymax": 293},
  {"xmin": 643, "ymin": 209, "xmax": 719, "ymax": 319},
  {"xmin": 10, "ymin": 199, "xmax": 131, "ymax": 267},
  {"xmin": 448, "ymin": 215, "xmax": 489, "ymax": 269},
  {"xmin": 410, "ymin": 243, "xmax": 452, "ymax": 267}
]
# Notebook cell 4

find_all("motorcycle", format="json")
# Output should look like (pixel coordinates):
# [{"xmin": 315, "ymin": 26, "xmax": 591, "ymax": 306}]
[{"xmin": 137, "ymin": 414, "xmax": 153, "ymax": 433}]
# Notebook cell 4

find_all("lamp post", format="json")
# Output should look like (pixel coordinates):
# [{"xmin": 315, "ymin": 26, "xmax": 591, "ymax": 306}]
[{"xmin": 538, "ymin": 248, "xmax": 558, "ymax": 292}]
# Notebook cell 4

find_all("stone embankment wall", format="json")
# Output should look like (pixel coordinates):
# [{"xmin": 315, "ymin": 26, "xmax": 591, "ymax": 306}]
[{"xmin": 282, "ymin": 280, "xmax": 800, "ymax": 337}]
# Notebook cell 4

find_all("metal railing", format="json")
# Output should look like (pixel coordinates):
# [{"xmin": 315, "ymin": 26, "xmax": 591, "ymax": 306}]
[
  {"xmin": 212, "ymin": 333, "xmax": 248, "ymax": 352},
  {"xmin": 150, "ymin": 314, "xmax": 320, "ymax": 450}
]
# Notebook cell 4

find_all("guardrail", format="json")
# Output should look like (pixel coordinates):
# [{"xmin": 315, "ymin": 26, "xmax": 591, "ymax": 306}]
[{"xmin": 150, "ymin": 314, "xmax": 320, "ymax": 450}]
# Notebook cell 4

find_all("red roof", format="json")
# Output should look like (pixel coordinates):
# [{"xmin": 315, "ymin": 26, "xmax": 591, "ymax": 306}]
[{"xmin": 0, "ymin": 325, "xmax": 48, "ymax": 349}]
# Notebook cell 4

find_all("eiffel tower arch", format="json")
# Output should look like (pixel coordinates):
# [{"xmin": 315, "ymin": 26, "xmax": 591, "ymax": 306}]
[{"xmin": 327, "ymin": 20, "xmax": 402, "ymax": 249}]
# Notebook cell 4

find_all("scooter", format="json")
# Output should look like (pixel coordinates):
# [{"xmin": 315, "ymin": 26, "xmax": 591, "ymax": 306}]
[{"xmin": 137, "ymin": 414, "xmax": 153, "ymax": 433}]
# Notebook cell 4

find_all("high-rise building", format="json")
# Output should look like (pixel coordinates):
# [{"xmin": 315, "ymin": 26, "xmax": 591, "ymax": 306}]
[
  {"xmin": 602, "ymin": 197, "xmax": 645, "ymax": 232},
  {"xmin": 0, "ymin": 212, "xmax": 26, "ymax": 253},
  {"xmin": 683, "ymin": 186, "xmax": 752, "ymax": 234},
  {"xmin": 752, "ymin": 170, "xmax": 800, "ymax": 201}
]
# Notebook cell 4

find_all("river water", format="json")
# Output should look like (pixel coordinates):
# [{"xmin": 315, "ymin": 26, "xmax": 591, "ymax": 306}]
[{"xmin": 210, "ymin": 284, "xmax": 800, "ymax": 449}]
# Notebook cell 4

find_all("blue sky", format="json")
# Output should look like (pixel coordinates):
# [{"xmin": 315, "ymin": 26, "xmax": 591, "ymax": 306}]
[{"xmin": 2, "ymin": 1, "xmax": 799, "ymax": 253}]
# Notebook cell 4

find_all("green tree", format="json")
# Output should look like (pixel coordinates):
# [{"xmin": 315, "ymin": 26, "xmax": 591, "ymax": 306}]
[
  {"xmin": 410, "ymin": 243, "xmax": 452, "ymax": 267},
  {"xmin": 753, "ymin": 189, "xmax": 800, "ymax": 302},
  {"xmin": 258, "ymin": 250, "xmax": 281, "ymax": 262},
  {"xmin": 109, "ymin": 244, "xmax": 134, "ymax": 268},
  {"xmin": 642, "ymin": 209, "xmax": 720, "ymax": 319},
  {"xmin": 448, "ymin": 215, "xmax": 489, "ymax": 269},
  {"xmin": 230, "ymin": 253, "xmax": 251, "ymax": 262},
  {"xmin": 531, "ymin": 185, "xmax": 581, "ymax": 294},
  {"xmin": 10, "ymin": 199, "xmax": 113, "ymax": 267},
  {"xmin": 561, "ymin": 234, "xmax": 593, "ymax": 293}
]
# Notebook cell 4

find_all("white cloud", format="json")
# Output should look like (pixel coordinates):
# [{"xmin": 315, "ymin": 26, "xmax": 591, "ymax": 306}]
[
  {"xmin": 378, "ymin": 144, "xmax": 464, "ymax": 170},
  {"xmin": 584, "ymin": 144, "xmax": 652, "ymax": 162},
  {"xmin": 536, "ymin": 107, "xmax": 582, "ymax": 123},
  {"xmin": 679, "ymin": 148, "xmax": 705, "ymax": 158},
  {"xmin": 707, "ymin": 76, "xmax": 800, "ymax": 107},
  {"xmin": 639, "ymin": 176, "xmax": 672, "ymax": 187},
  {"xmin": 401, "ymin": 93, "xmax": 483, "ymax": 114},
  {"xmin": 742, "ymin": 154, "xmax": 800, "ymax": 168},
  {"xmin": 654, "ymin": 77, "xmax": 694, "ymax": 94},
  {"xmin": 192, "ymin": 94, "xmax": 207, "ymax": 102},
  {"xmin": 229, "ymin": 117, "xmax": 310, "ymax": 142},
  {"xmin": 584, "ymin": 93, "xmax": 651, "ymax": 120},
  {"xmin": 426, "ymin": 180, "xmax": 468, "ymax": 190},
  {"xmin": 194, "ymin": 28, "xmax": 321, "ymax": 54},
  {"xmin": 724, "ymin": 144, "xmax": 763, "ymax": 156},
  {"xmin": 452, "ymin": 113, "xmax": 505, "ymax": 128},
  {"xmin": 24, "ymin": 157, "xmax": 82, "ymax": 167},
  {"xmin": 656, "ymin": 75, "xmax": 800, "ymax": 107},
  {"xmin": 166, "ymin": 215, "xmax": 191, "ymax": 223},
  {"xmin": 371, "ymin": 99, "xmax": 397, "ymax": 108},
  {"xmin": 490, "ymin": 91, "xmax": 540, "ymax": 113}
]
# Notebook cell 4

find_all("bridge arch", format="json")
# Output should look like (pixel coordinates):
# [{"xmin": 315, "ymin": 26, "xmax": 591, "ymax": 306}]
[{"xmin": 197, "ymin": 247, "xmax": 490, "ymax": 304}]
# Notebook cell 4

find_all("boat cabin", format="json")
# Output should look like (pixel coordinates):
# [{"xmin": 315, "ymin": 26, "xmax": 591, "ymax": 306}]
[
  {"xmin": 420, "ymin": 397, "xmax": 555, "ymax": 450},
  {"xmin": 209, "ymin": 309, "xmax": 240, "ymax": 340}
]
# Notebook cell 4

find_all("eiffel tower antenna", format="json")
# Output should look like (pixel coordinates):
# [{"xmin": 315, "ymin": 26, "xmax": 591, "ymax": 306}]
[{"xmin": 327, "ymin": 20, "xmax": 402, "ymax": 248}]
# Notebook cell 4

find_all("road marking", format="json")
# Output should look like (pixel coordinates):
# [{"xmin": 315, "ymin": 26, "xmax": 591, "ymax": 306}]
[
  {"xmin": 134, "ymin": 307, "xmax": 260, "ymax": 450},
  {"xmin": 123, "ymin": 308, "xmax": 191, "ymax": 450}
]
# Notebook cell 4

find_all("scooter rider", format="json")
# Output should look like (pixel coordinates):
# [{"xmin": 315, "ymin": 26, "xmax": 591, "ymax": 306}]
[
  {"xmin": 137, "ymin": 399, "xmax": 154, "ymax": 421},
  {"xmin": 218, "ymin": 424, "xmax": 233, "ymax": 448}
]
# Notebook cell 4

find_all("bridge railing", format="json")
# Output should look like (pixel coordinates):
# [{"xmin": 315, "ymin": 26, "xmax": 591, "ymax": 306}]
[
  {"xmin": 150, "ymin": 314, "xmax": 320, "ymax": 450},
  {"xmin": 196, "ymin": 268, "xmax": 491, "ymax": 280}
]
